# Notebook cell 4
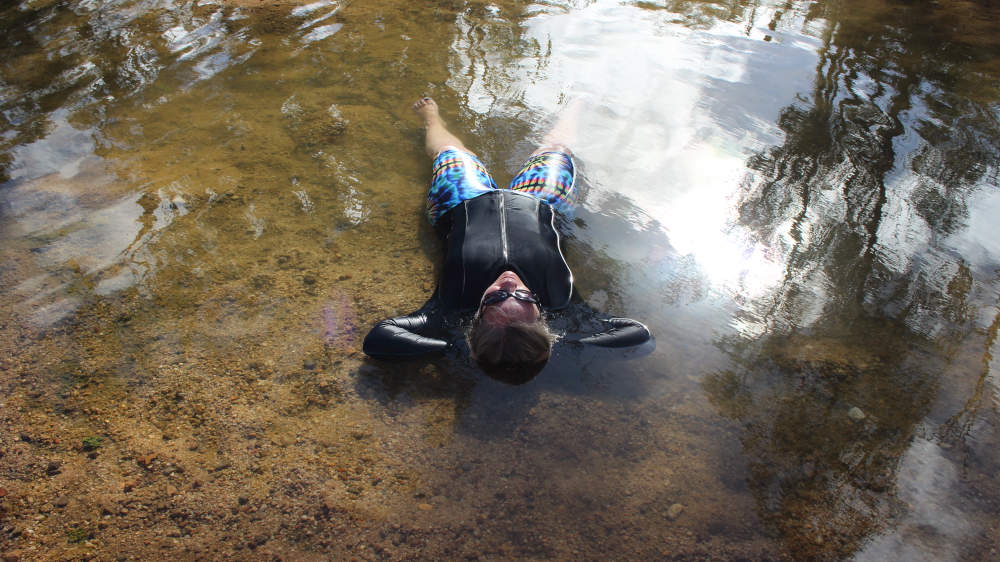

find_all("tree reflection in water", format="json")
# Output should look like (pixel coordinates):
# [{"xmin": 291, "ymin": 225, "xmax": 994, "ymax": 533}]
[{"xmin": 704, "ymin": 0, "xmax": 1000, "ymax": 558}]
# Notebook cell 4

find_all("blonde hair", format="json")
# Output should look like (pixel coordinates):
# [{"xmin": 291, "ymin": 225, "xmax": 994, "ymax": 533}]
[{"xmin": 467, "ymin": 312, "xmax": 554, "ymax": 367}]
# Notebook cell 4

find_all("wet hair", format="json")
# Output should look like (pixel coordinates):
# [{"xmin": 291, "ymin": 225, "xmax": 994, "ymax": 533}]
[{"xmin": 467, "ymin": 309, "xmax": 554, "ymax": 370}]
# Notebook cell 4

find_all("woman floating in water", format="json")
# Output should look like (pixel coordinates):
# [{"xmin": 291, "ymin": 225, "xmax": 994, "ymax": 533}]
[{"xmin": 363, "ymin": 97, "xmax": 651, "ymax": 381}]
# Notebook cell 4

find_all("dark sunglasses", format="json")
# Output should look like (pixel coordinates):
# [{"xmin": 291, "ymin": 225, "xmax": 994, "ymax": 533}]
[{"xmin": 480, "ymin": 289, "xmax": 540, "ymax": 307}]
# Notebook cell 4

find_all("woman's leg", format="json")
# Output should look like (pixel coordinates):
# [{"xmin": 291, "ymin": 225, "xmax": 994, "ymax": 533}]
[
  {"xmin": 413, "ymin": 97, "xmax": 472, "ymax": 158},
  {"xmin": 531, "ymin": 98, "xmax": 584, "ymax": 156},
  {"xmin": 416, "ymin": 97, "xmax": 498, "ymax": 224},
  {"xmin": 508, "ymin": 100, "xmax": 584, "ymax": 216}
]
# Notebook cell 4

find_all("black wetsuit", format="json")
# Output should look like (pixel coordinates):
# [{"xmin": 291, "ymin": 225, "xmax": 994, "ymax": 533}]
[{"xmin": 362, "ymin": 190, "xmax": 651, "ymax": 357}]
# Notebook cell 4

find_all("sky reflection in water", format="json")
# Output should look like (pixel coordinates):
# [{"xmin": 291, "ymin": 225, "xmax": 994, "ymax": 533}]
[
  {"xmin": 441, "ymin": 0, "xmax": 999, "ymax": 557},
  {"xmin": 451, "ymin": 1, "xmax": 825, "ymax": 337}
]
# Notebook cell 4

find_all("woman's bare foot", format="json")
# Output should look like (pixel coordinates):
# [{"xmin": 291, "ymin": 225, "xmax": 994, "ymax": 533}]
[
  {"xmin": 413, "ymin": 97, "xmax": 471, "ymax": 157},
  {"xmin": 412, "ymin": 97, "xmax": 441, "ymax": 126}
]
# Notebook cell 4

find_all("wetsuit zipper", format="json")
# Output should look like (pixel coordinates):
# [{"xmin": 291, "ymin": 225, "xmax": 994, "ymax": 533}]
[{"xmin": 499, "ymin": 190, "xmax": 508, "ymax": 262}]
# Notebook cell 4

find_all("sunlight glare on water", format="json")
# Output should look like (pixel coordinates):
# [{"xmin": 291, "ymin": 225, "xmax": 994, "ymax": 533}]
[{"xmin": 450, "ymin": 0, "xmax": 820, "ymax": 319}]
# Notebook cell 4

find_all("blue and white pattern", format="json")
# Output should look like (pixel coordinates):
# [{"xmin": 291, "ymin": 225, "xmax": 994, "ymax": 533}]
[{"xmin": 426, "ymin": 147, "xmax": 577, "ymax": 224}]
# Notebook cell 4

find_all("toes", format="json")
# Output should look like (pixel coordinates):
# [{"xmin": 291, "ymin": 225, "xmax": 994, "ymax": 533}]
[{"xmin": 412, "ymin": 97, "xmax": 436, "ymax": 111}]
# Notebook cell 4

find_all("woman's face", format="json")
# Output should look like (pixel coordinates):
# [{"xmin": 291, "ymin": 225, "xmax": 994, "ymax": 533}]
[{"xmin": 479, "ymin": 270, "xmax": 541, "ymax": 325}]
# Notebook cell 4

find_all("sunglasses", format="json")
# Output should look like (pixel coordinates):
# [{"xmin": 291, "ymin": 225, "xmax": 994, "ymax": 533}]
[{"xmin": 480, "ymin": 289, "xmax": 540, "ymax": 307}]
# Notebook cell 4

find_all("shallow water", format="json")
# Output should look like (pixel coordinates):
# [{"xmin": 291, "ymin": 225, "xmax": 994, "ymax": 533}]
[{"xmin": 1, "ymin": 0, "xmax": 998, "ymax": 559}]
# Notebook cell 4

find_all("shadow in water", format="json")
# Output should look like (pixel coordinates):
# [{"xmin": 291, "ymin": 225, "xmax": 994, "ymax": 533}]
[{"xmin": 354, "ymin": 274, "xmax": 661, "ymax": 444}]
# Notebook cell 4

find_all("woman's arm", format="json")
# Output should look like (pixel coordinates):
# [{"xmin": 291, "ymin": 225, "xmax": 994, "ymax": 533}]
[
  {"xmin": 575, "ymin": 317, "xmax": 651, "ymax": 348},
  {"xmin": 362, "ymin": 308, "xmax": 450, "ymax": 358}
]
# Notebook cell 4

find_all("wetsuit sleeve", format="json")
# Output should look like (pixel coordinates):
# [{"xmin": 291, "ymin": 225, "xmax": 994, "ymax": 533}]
[
  {"xmin": 363, "ymin": 310, "xmax": 450, "ymax": 357},
  {"xmin": 576, "ymin": 318, "xmax": 651, "ymax": 348}
]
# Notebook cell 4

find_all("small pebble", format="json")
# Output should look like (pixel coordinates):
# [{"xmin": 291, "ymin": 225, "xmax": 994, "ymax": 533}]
[
  {"xmin": 847, "ymin": 407, "xmax": 866, "ymax": 421},
  {"xmin": 667, "ymin": 503, "xmax": 684, "ymax": 520}
]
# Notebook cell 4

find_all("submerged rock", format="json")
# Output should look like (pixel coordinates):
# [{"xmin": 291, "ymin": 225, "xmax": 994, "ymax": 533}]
[
  {"xmin": 281, "ymin": 96, "xmax": 348, "ymax": 149},
  {"xmin": 667, "ymin": 503, "xmax": 684, "ymax": 520},
  {"xmin": 768, "ymin": 335, "xmax": 882, "ymax": 378}
]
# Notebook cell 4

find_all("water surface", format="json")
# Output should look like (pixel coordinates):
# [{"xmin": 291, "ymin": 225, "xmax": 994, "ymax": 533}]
[{"xmin": 1, "ymin": 0, "xmax": 998, "ymax": 559}]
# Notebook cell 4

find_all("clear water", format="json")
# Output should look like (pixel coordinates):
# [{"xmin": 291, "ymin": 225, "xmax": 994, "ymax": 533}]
[{"xmin": 1, "ymin": 0, "xmax": 998, "ymax": 558}]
